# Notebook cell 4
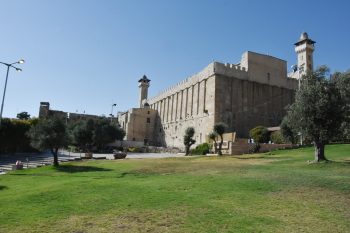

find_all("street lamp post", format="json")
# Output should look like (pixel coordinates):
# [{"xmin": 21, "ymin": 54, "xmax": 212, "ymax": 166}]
[{"xmin": 0, "ymin": 59, "xmax": 25, "ymax": 126}]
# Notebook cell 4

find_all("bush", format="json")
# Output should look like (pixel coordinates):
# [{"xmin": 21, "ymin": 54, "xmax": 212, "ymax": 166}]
[
  {"xmin": 249, "ymin": 126, "xmax": 269, "ymax": 143},
  {"xmin": 191, "ymin": 143, "xmax": 210, "ymax": 155},
  {"xmin": 270, "ymin": 131, "xmax": 285, "ymax": 144}
]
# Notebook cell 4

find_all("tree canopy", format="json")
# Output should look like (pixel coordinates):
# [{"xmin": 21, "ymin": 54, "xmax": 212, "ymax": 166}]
[
  {"xmin": 16, "ymin": 111, "xmax": 31, "ymax": 120},
  {"xmin": 70, "ymin": 118, "xmax": 125, "ymax": 152},
  {"xmin": 0, "ymin": 118, "xmax": 37, "ymax": 154},
  {"xmin": 28, "ymin": 117, "xmax": 68, "ymax": 166}
]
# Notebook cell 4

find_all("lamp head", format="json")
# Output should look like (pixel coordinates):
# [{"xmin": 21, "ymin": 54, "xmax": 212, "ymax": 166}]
[
  {"xmin": 18, "ymin": 59, "xmax": 25, "ymax": 64},
  {"xmin": 16, "ymin": 68, "xmax": 22, "ymax": 72}
]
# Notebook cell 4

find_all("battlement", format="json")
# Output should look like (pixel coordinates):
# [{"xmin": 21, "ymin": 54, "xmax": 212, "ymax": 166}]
[
  {"xmin": 148, "ymin": 62, "xmax": 215, "ymax": 103},
  {"xmin": 224, "ymin": 63, "xmax": 247, "ymax": 71},
  {"xmin": 148, "ymin": 51, "xmax": 298, "ymax": 104},
  {"xmin": 148, "ymin": 61, "xmax": 251, "ymax": 103},
  {"xmin": 213, "ymin": 61, "xmax": 249, "ymax": 77}
]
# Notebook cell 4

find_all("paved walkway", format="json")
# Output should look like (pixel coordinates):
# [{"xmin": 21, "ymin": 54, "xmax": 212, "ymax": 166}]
[
  {"xmin": 0, "ymin": 151, "xmax": 184, "ymax": 174},
  {"xmin": 61, "ymin": 151, "xmax": 184, "ymax": 159}
]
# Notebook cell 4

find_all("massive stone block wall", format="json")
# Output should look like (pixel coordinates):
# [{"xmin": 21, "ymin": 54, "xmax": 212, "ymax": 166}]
[
  {"xmin": 146, "ymin": 52, "xmax": 298, "ymax": 148},
  {"xmin": 148, "ymin": 64, "xmax": 216, "ymax": 147},
  {"xmin": 214, "ymin": 75, "xmax": 295, "ymax": 137}
]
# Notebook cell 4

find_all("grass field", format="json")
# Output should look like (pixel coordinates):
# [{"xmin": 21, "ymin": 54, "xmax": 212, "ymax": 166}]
[{"xmin": 0, "ymin": 144, "xmax": 349, "ymax": 233}]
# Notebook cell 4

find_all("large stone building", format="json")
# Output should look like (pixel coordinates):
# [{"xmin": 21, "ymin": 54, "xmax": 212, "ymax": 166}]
[{"xmin": 119, "ymin": 33, "xmax": 315, "ymax": 148}]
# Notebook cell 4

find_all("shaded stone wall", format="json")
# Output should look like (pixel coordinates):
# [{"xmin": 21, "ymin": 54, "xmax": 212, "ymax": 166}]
[{"xmin": 214, "ymin": 75, "xmax": 295, "ymax": 138}]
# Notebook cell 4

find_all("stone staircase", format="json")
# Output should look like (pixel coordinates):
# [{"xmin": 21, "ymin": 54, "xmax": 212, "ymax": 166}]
[{"xmin": 229, "ymin": 138, "xmax": 251, "ymax": 155}]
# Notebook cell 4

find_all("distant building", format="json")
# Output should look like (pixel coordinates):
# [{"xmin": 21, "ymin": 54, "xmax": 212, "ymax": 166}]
[
  {"xmin": 118, "ymin": 33, "xmax": 315, "ymax": 148},
  {"xmin": 38, "ymin": 102, "xmax": 103, "ymax": 123}
]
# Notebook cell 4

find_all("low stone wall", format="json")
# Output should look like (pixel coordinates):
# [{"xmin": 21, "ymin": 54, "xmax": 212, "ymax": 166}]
[
  {"xmin": 259, "ymin": 143, "xmax": 295, "ymax": 152},
  {"xmin": 143, "ymin": 146, "xmax": 182, "ymax": 154},
  {"xmin": 108, "ymin": 140, "xmax": 144, "ymax": 148}
]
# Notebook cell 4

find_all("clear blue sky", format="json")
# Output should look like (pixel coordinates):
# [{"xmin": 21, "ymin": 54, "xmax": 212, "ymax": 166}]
[{"xmin": 1, "ymin": 0, "xmax": 349, "ymax": 118}]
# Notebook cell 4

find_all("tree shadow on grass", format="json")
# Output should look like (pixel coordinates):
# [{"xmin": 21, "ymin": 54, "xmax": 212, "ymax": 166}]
[
  {"xmin": 326, "ymin": 160, "xmax": 350, "ymax": 165},
  {"xmin": 0, "ymin": 185, "xmax": 8, "ymax": 190},
  {"xmin": 233, "ymin": 156, "xmax": 286, "ymax": 160},
  {"xmin": 55, "ymin": 165, "xmax": 113, "ymax": 173}
]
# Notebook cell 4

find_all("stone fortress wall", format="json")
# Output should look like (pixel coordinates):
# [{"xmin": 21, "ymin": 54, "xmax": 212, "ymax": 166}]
[{"xmin": 147, "ymin": 51, "xmax": 298, "ymax": 148}]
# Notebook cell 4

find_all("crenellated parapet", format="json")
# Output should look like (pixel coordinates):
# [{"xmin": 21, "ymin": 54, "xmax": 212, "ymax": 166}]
[
  {"xmin": 213, "ymin": 62, "xmax": 248, "ymax": 78},
  {"xmin": 148, "ymin": 62, "xmax": 215, "ymax": 104},
  {"xmin": 148, "ymin": 61, "xmax": 251, "ymax": 104}
]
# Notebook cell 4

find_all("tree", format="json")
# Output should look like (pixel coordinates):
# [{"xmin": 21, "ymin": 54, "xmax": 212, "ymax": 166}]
[
  {"xmin": 28, "ymin": 117, "xmax": 68, "ymax": 166},
  {"xmin": 92, "ymin": 119, "xmax": 125, "ymax": 151},
  {"xmin": 183, "ymin": 127, "xmax": 196, "ymax": 156},
  {"xmin": 69, "ymin": 118, "xmax": 125, "ymax": 152},
  {"xmin": 332, "ymin": 70, "xmax": 350, "ymax": 141},
  {"xmin": 213, "ymin": 122, "xmax": 227, "ymax": 155},
  {"xmin": 282, "ymin": 66, "xmax": 348, "ymax": 162},
  {"xmin": 280, "ymin": 118, "xmax": 298, "ymax": 144},
  {"xmin": 0, "ymin": 118, "xmax": 37, "ymax": 154},
  {"xmin": 16, "ymin": 111, "xmax": 31, "ymax": 120},
  {"xmin": 208, "ymin": 131, "xmax": 218, "ymax": 154},
  {"xmin": 71, "ymin": 119, "xmax": 95, "ymax": 152}
]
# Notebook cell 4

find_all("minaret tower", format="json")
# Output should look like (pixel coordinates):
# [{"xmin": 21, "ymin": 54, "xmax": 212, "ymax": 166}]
[
  {"xmin": 138, "ymin": 75, "xmax": 151, "ymax": 108},
  {"xmin": 294, "ymin": 32, "xmax": 316, "ymax": 77}
]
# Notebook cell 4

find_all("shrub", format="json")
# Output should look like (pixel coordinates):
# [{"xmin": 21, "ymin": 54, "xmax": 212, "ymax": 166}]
[
  {"xmin": 249, "ymin": 126, "xmax": 269, "ymax": 143},
  {"xmin": 270, "ymin": 131, "xmax": 285, "ymax": 144},
  {"xmin": 191, "ymin": 143, "xmax": 210, "ymax": 155}
]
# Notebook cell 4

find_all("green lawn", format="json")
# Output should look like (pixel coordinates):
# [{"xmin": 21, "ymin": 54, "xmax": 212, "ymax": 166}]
[{"xmin": 0, "ymin": 144, "xmax": 349, "ymax": 233}]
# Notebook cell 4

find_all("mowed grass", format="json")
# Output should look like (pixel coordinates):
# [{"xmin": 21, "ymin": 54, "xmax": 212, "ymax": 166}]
[{"xmin": 0, "ymin": 145, "xmax": 349, "ymax": 233}]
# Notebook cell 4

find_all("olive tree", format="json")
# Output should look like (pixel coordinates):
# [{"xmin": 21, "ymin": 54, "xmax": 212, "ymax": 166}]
[
  {"xmin": 28, "ymin": 117, "xmax": 68, "ymax": 166},
  {"xmin": 282, "ymin": 66, "xmax": 348, "ymax": 162},
  {"xmin": 183, "ymin": 127, "xmax": 196, "ymax": 156}
]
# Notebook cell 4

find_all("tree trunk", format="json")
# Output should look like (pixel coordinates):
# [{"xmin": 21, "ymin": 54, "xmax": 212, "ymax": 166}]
[
  {"xmin": 213, "ymin": 141, "xmax": 217, "ymax": 154},
  {"xmin": 218, "ymin": 135, "xmax": 223, "ymax": 155},
  {"xmin": 314, "ymin": 142, "xmax": 327, "ymax": 162},
  {"xmin": 185, "ymin": 146, "xmax": 190, "ymax": 156},
  {"xmin": 51, "ymin": 148, "xmax": 59, "ymax": 166}
]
